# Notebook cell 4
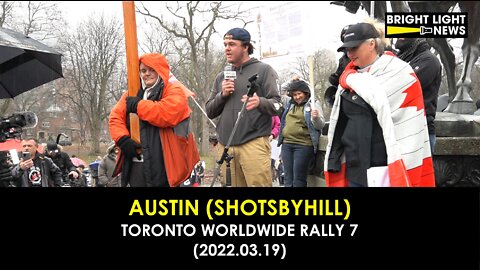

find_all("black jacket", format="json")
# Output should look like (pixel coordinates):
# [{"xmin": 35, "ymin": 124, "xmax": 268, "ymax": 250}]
[
  {"xmin": 328, "ymin": 90, "xmax": 387, "ymax": 186},
  {"xmin": 123, "ymin": 81, "xmax": 169, "ymax": 187},
  {"xmin": 12, "ymin": 153, "xmax": 63, "ymax": 187},
  {"xmin": 49, "ymin": 152, "xmax": 77, "ymax": 180},
  {"xmin": 407, "ymin": 49, "xmax": 441, "ymax": 135}
]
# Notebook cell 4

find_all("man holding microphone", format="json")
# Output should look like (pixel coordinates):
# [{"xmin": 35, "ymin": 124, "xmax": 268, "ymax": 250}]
[{"xmin": 206, "ymin": 27, "xmax": 282, "ymax": 187}]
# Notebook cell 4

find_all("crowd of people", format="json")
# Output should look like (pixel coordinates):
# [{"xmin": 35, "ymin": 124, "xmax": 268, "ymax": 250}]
[
  {"xmin": 2, "ymin": 138, "xmax": 117, "ymax": 187},
  {"xmin": 0, "ymin": 19, "xmax": 442, "ymax": 188}
]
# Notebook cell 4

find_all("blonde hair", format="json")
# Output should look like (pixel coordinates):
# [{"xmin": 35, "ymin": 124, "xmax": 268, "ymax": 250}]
[{"xmin": 364, "ymin": 18, "xmax": 390, "ymax": 54}]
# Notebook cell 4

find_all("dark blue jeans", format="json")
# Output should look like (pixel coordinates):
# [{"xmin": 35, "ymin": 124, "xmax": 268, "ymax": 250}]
[{"xmin": 281, "ymin": 143, "xmax": 314, "ymax": 187}]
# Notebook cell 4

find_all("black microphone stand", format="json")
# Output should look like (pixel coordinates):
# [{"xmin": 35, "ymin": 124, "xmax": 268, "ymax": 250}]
[{"xmin": 210, "ymin": 74, "xmax": 259, "ymax": 187}]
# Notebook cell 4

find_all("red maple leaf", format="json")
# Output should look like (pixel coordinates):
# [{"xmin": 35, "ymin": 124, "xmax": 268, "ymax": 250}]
[{"xmin": 399, "ymin": 73, "xmax": 425, "ymax": 112}]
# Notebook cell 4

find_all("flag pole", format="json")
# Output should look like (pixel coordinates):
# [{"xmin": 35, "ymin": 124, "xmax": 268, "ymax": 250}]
[
  {"xmin": 189, "ymin": 97, "xmax": 216, "ymax": 128},
  {"xmin": 307, "ymin": 55, "xmax": 315, "ymax": 108}
]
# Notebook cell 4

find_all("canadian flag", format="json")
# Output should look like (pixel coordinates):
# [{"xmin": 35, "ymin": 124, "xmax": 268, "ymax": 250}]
[{"xmin": 324, "ymin": 54, "xmax": 435, "ymax": 187}]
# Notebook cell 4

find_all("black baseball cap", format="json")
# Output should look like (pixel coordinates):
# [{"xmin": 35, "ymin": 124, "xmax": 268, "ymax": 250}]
[
  {"xmin": 224, "ymin": 28, "xmax": 251, "ymax": 42},
  {"xmin": 47, "ymin": 142, "xmax": 58, "ymax": 151},
  {"xmin": 337, "ymin": 23, "xmax": 379, "ymax": 52}
]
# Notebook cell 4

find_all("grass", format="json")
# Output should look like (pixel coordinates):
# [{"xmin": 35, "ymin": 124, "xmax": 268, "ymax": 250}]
[
  {"xmin": 63, "ymin": 143, "xmax": 218, "ymax": 170},
  {"xmin": 201, "ymin": 154, "xmax": 215, "ymax": 170},
  {"xmin": 62, "ymin": 143, "xmax": 109, "ymax": 164}
]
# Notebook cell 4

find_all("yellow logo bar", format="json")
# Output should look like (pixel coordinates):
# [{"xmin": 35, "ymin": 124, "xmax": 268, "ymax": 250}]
[{"xmin": 387, "ymin": 26, "xmax": 421, "ymax": 35}]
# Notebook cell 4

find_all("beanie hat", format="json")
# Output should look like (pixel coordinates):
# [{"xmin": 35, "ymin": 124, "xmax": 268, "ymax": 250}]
[{"xmin": 285, "ymin": 79, "xmax": 311, "ymax": 97}]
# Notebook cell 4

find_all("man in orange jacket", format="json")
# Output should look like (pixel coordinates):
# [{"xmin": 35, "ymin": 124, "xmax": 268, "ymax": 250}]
[{"xmin": 109, "ymin": 53, "xmax": 199, "ymax": 187}]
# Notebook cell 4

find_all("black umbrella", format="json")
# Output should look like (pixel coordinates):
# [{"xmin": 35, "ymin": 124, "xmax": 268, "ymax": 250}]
[{"xmin": 0, "ymin": 27, "xmax": 63, "ymax": 99}]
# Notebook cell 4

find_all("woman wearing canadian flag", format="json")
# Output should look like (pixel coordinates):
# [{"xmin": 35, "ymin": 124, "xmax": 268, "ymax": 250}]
[{"xmin": 324, "ymin": 21, "xmax": 435, "ymax": 187}]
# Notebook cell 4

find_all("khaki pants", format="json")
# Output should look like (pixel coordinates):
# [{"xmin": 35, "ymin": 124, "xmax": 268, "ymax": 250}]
[{"xmin": 217, "ymin": 136, "xmax": 272, "ymax": 187}]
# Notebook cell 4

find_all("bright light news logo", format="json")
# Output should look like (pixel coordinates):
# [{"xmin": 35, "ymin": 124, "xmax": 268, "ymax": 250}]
[{"xmin": 385, "ymin": 13, "xmax": 467, "ymax": 38}]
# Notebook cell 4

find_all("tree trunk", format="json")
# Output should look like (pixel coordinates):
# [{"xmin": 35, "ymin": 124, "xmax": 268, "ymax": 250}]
[
  {"xmin": 201, "ymin": 116, "xmax": 210, "ymax": 156},
  {"xmin": 0, "ymin": 100, "xmax": 11, "ymax": 115},
  {"xmin": 89, "ymin": 120, "xmax": 101, "ymax": 154}
]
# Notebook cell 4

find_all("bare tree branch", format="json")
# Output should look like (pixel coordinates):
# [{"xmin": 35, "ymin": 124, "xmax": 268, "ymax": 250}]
[
  {"xmin": 58, "ymin": 14, "xmax": 124, "ymax": 154},
  {"xmin": 0, "ymin": 1, "xmax": 15, "ymax": 27},
  {"xmin": 137, "ymin": 1, "xmax": 251, "ymax": 154}
]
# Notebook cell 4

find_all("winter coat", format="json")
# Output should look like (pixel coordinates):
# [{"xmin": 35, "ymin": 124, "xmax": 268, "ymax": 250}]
[
  {"xmin": 328, "ymin": 90, "xmax": 388, "ymax": 186},
  {"xmin": 12, "ymin": 152, "xmax": 63, "ymax": 187},
  {"xmin": 404, "ymin": 47, "xmax": 442, "ymax": 135},
  {"xmin": 278, "ymin": 97, "xmax": 324, "ymax": 153},
  {"xmin": 98, "ymin": 145, "xmax": 121, "ymax": 187},
  {"xmin": 109, "ymin": 53, "xmax": 199, "ymax": 187},
  {"xmin": 271, "ymin": 116, "xmax": 281, "ymax": 139},
  {"xmin": 46, "ymin": 151, "xmax": 77, "ymax": 180}
]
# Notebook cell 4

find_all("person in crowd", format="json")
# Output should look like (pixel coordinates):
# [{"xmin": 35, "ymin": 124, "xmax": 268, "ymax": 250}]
[
  {"xmin": 270, "ymin": 115, "xmax": 281, "ymax": 185},
  {"xmin": 183, "ymin": 160, "xmax": 205, "ymax": 187},
  {"xmin": 395, "ymin": 37, "xmax": 442, "ymax": 153},
  {"xmin": 277, "ymin": 78, "xmax": 325, "ymax": 187},
  {"xmin": 205, "ymin": 27, "xmax": 282, "ymax": 187},
  {"xmin": 193, "ymin": 160, "xmax": 205, "ymax": 185},
  {"xmin": 0, "ymin": 151, "xmax": 14, "ymax": 187},
  {"xmin": 11, "ymin": 138, "xmax": 62, "ymax": 187},
  {"xmin": 325, "ymin": 21, "xmax": 435, "ymax": 187},
  {"xmin": 325, "ymin": 25, "xmax": 351, "ymax": 107},
  {"xmin": 329, "ymin": 24, "xmax": 351, "ymax": 87},
  {"xmin": 75, "ymin": 164, "xmax": 88, "ymax": 187},
  {"xmin": 44, "ymin": 142, "xmax": 79, "ymax": 186},
  {"xmin": 270, "ymin": 116, "xmax": 281, "ymax": 141},
  {"xmin": 109, "ymin": 53, "xmax": 199, "ymax": 187},
  {"xmin": 98, "ymin": 143, "xmax": 121, "ymax": 187}
]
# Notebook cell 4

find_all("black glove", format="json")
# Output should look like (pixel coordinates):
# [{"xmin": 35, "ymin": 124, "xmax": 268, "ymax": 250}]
[
  {"xmin": 126, "ymin": 96, "xmax": 142, "ymax": 114},
  {"xmin": 117, "ymin": 136, "xmax": 142, "ymax": 159}
]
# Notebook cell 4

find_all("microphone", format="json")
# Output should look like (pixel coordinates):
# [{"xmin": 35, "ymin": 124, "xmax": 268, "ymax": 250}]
[{"xmin": 224, "ymin": 64, "xmax": 236, "ymax": 81}]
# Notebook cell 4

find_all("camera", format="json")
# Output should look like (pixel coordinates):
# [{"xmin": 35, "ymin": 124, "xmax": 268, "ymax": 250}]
[
  {"xmin": 22, "ymin": 152, "xmax": 31, "ymax": 160},
  {"xmin": 0, "ymin": 112, "xmax": 38, "ymax": 143}
]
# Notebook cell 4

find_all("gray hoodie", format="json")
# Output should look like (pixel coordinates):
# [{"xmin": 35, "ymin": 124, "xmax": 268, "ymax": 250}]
[
  {"xmin": 98, "ymin": 144, "xmax": 121, "ymax": 187},
  {"xmin": 206, "ymin": 58, "xmax": 282, "ymax": 146}
]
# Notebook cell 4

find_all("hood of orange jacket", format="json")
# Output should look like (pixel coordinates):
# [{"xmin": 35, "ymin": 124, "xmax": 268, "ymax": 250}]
[{"xmin": 139, "ymin": 53, "xmax": 170, "ymax": 90}]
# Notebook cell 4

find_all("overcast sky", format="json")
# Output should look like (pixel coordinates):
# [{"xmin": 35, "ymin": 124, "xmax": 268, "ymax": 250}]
[
  {"xmin": 56, "ymin": 1, "xmax": 371, "ymax": 73},
  {"xmin": 58, "ymin": 1, "xmax": 368, "ymax": 48},
  {"xmin": 59, "ymin": 1, "xmax": 124, "ymax": 27}
]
